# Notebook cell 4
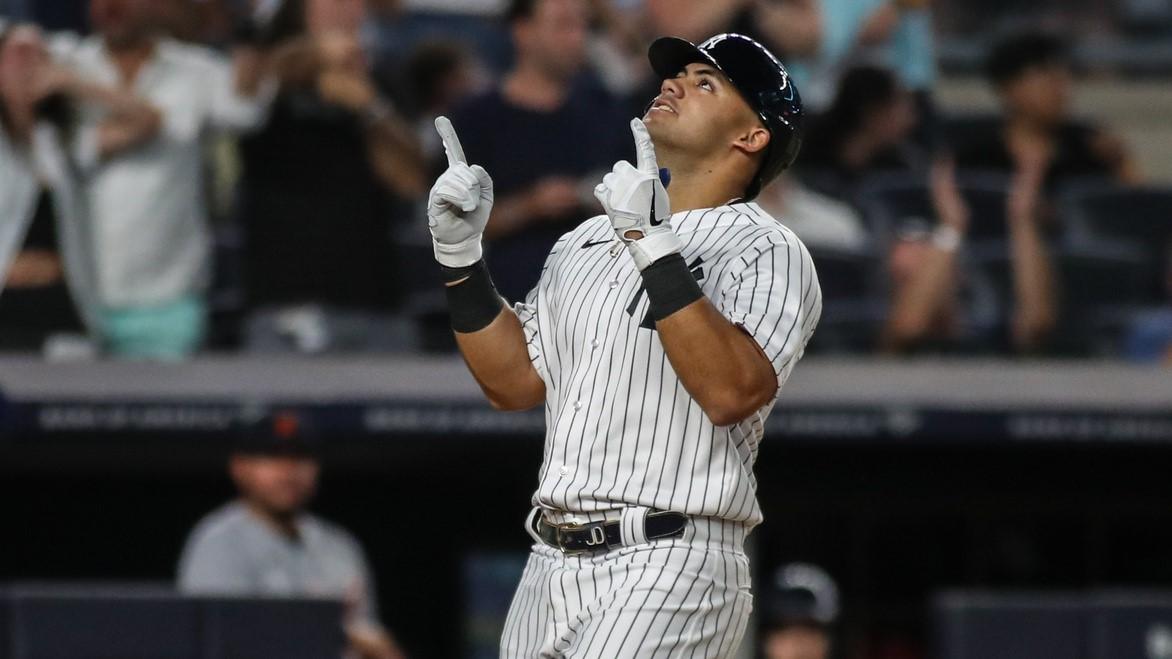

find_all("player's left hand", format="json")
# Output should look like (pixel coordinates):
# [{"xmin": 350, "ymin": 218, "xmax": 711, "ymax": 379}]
[{"xmin": 594, "ymin": 119, "xmax": 680, "ymax": 271}]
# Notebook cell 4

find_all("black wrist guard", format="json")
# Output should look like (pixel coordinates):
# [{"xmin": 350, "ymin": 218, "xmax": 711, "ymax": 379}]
[
  {"xmin": 642, "ymin": 253, "xmax": 704, "ymax": 321},
  {"xmin": 442, "ymin": 260, "xmax": 505, "ymax": 333}
]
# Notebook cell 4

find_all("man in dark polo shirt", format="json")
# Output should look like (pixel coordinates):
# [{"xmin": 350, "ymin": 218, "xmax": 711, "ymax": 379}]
[{"xmin": 448, "ymin": 0, "xmax": 628, "ymax": 301}]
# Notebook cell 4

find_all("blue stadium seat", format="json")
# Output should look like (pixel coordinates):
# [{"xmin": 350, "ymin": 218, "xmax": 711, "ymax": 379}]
[{"xmin": 1060, "ymin": 184, "xmax": 1172, "ymax": 336}]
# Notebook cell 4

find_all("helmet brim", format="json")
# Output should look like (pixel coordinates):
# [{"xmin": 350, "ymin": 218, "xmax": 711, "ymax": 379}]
[{"xmin": 648, "ymin": 36, "xmax": 722, "ymax": 82}]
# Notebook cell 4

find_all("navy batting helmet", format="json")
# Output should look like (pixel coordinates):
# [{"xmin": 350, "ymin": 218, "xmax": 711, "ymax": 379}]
[{"xmin": 648, "ymin": 33, "xmax": 804, "ymax": 201}]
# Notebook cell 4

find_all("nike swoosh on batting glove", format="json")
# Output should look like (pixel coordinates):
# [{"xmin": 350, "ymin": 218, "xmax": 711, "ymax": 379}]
[{"xmin": 593, "ymin": 119, "xmax": 679, "ymax": 271}]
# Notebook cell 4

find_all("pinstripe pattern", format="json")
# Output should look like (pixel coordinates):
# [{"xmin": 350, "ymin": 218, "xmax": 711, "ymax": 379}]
[
  {"xmin": 513, "ymin": 202, "xmax": 822, "ymax": 528},
  {"xmin": 501, "ymin": 202, "xmax": 819, "ymax": 657},
  {"xmin": 500, "ymin": 518, "xmax": 753, "ymax": 658}
]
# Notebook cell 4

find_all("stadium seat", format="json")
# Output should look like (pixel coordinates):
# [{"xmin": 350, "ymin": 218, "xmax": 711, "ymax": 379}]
[
  {"xmin": 1061, "ymin": 184, "xmax": 1172, "ymax": 302},
  {"xmin": 857, "ymin": 171, "xmax": 1013, "ymax": 245},
  {"xmin": 1058, "ymin": 241, "xmax": 1162, "ymax": 355},
  {"xmin": 806, "ymin": 246, "xmax": 886, "ymax": 353},
  {"xmin": 1063, "ymin": 184, "xmax": 1172, "ymax": 245}
]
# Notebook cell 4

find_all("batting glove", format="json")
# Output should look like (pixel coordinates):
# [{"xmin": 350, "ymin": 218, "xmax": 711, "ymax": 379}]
[
  {"xmin": 594, "ymin": 119, "xmax": 679, "ymax": 271},
  {"xmin": 428, "ymin": 116, "xmax": 494, "ymax": 268}
]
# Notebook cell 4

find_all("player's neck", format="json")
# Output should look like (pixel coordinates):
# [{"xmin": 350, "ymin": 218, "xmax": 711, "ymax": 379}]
[{"xmin": 660, "ymin": 153, "xmax": 748, "ymax": 213}]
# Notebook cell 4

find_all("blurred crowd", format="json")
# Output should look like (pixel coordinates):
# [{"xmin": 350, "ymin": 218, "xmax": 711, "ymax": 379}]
[{"xmin": 0, "ymin": 0, "xmax": 1169, "ymax": 361}]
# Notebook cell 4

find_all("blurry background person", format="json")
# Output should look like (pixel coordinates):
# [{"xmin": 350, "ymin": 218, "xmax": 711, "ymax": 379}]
[
  {"xmin": 795, "ymin": 65, "xmax": 923, "ymax": 203},
  {"xmin": 953, "ymin": 30, "xmax": 1139, "ymax": 189},
  {"xmin": 879, "ymin": 157, "xmax": 1058, "ymax": 355},
  {"xmin": 53, "ymin": 0, "xmax": 271, "ymax": 360},
  {"xmin": 178, "ymin": 415, "xmax": 406, "ymax": 659},
  {"xmin": 591, "ymin": 0, "xmax": 823, "ymax": 120},
  {"xmin": 878, "ymin": 158, "xmax": 973, "ymax": 354},
  {"xmin": 759, "ymin": 65, "xmax": 920, "ymax": 252},
  {"xmin": 761, "ymin": 563, "xmax": 840, "ymax": 659},
  {"xmin": 778, "ymin": 0, "xmax": 938, "ymax": 115},
  {"xmin": 237, "ymin": 0, "xmax": 427, "ymax": 354},
  {"xmin": 0, "ymin": 23, "xmax": 159, "ymax": 354},
  {"xmin": 447, "ymin": 0, "xmax": 627, "ymax": 302},
  {"xmin": 404, "ymin": 39, "xmax": 481, "ymax": 163}
]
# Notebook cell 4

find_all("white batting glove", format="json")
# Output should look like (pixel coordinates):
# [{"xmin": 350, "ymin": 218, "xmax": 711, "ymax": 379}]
[
  {"xmin": 593, "ymin": 119, "xmax": 679, "ymax": 271},
  {"xmin": 428, "ymin": 116, "xmax": 494, "ymax": 268}
]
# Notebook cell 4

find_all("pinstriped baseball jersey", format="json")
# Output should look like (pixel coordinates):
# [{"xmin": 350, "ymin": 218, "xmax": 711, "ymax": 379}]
[{"xmin": 513, "ymin": 201, "xmax": 822, "ymax": 528}]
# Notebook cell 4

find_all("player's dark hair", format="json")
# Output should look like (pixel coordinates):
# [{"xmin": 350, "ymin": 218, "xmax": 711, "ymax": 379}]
[{"xmin": 986, "ymin": 31, "xmax": 1069, "ymax": 87}]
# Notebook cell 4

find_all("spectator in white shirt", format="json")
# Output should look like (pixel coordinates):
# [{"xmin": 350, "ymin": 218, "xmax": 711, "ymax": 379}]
[
  {"xmin": 57, "ymin": 0, "xmax": 271, "ymax": 359},
  {"xmin": 0, "ymin": 22, "xmax": 160, "ymax": 355}
]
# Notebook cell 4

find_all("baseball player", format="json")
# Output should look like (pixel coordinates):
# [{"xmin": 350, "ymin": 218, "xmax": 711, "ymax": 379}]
[{"xmin": 428, "ymin": 33, "xmax": 821, "ymax": 658}]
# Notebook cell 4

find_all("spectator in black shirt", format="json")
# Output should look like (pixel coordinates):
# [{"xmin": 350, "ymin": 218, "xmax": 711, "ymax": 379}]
[
  {"xmin": 0, "ymin": 191, "xmax": 84, "ymax": 351},
  {"xmin": 796, "ymin": 65, "xmax": 922, "ymax": 202},
  {"xmin": 447, "ymin": 0, "xmax": 628, "ymax": 302},
  {"xmin": 238, "ymin": 0, "xmax": 427, "ymax": 353},
  {"xmin": 953, "ymin": 31, "xmax": 1138, "ymax": 189}
]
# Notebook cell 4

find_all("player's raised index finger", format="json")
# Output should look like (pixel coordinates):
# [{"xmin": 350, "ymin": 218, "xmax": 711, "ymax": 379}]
[
  {"xmin": 435, "ymin": 116, "xmax": 467, "ymax": 166},
  {"xmin": 630, "ymin": 118, "xmax": 658, "ymax": 174}
]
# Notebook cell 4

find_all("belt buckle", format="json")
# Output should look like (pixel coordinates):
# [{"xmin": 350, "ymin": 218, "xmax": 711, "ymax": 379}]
[{"xmin": 556, "ymin": 521, "xmax": 608, "ymax": 555}]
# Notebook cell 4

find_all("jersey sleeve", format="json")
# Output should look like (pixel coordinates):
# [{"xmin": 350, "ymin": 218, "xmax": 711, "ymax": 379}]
[
  {"xmin": 511, "ymin": 230, "xmax": 574, "ymax": 384},
  {"xmin": 513, "ymin": 285, "xmax": 546, "ymax": 382},
  {"xmin": 716, "ymin": 232, "xmax": 822, "ymax": 392}
]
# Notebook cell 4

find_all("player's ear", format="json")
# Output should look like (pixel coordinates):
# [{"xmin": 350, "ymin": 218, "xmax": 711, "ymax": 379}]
[{"xmin": 732, "ymin": 124, "xmax": 771, "ymax": 158}]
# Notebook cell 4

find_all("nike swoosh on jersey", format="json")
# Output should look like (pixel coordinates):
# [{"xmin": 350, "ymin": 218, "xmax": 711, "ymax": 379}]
[{"xmin": 581, "ymin": 239, "xmax": 612, "ymax": 249}]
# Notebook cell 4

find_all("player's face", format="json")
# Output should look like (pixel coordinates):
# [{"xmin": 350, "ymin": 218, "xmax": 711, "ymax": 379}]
[
  {"xmin": 763, "ymin": 625, "xmax": 830, "ymax": 659},
  {"xmin": 231, "ymin": 454, "xmax": 320, "ymax": 516},
  {"xmin": 644, "ymin": 63, "xmax": 767, "ymax": 162}
]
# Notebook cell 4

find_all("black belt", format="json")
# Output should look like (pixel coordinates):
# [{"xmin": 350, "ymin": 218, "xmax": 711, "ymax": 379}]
[{"xmin": 533, "ymin": 510, "xmax": 688, "ymax": 555}]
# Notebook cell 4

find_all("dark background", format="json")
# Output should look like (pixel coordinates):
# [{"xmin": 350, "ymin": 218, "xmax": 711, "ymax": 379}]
[{"xmin": 4, "ymin": 432, "xmax": 1172, "ymax": 658}]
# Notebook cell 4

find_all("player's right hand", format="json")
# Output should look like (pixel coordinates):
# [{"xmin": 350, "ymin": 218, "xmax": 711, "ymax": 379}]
[{"xmin": 429, "ymin": 116, "xmax": 494, "ymax": 268}]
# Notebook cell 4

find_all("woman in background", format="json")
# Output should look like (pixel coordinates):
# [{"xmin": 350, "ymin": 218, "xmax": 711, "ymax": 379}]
[{"xmin": 0, "ymin": 23, "xmax": 159, "ymax": 354}]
